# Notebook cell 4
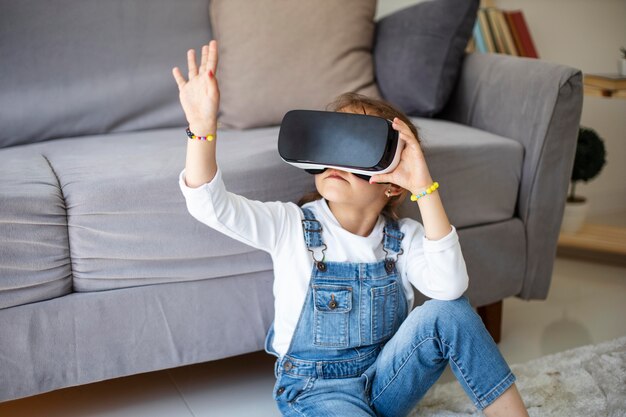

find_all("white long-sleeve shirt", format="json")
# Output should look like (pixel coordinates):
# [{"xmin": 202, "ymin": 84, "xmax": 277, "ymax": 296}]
[{"xmin": 178, "ymin": 168, "xmax": 469, "ymax": 357}]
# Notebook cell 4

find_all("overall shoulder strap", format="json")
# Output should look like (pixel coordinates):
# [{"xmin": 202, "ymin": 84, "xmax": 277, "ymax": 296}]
[
  {"xmin": 383, "ymin": 217, "xmax": 404, "ymax": 254},
  {"xmin": 301, "ymin": 207, "xmax": 325, "ymax": 249}
]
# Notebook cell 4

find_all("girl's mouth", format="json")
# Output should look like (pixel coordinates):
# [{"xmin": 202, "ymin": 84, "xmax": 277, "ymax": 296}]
[{"xmin": 327, "ymin": 173, "xmax": 347, "ymax": 181}]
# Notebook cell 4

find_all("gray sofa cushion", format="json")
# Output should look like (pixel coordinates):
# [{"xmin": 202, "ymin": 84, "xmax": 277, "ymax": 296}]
[
  {"xmin": 0, "ymin": 127, "xmax": 313, "ymax": 295},
  {"xmin": 397, "ymin": 118, "xmax": 523, "ymax": 226},
  {"xmin": 0, "ymin": 153, "xmax": 72, "ymax": 309},
  {"xmin": 374, "ymin": 0, "xmax": 479, "ymax": 117},
  {"xmin": 0, "ymin": 0, "xmax": 212, "ymax": 149},
  {"xmin": 0, "ymin": 270, "xmax": 276, "ymax": 401},
  {"xmin": 0, "ymin": 118, "xmax": 522, "ymax": 298}
]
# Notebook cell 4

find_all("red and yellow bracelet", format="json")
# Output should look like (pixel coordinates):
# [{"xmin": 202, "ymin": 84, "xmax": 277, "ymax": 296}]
[
  {"xmin": 410, "ymin": 181, "xmax": 439, "ymax": 201},
  {"xmin": 186, "ymin": 127, "xmax": 215, "ymax": 141}
]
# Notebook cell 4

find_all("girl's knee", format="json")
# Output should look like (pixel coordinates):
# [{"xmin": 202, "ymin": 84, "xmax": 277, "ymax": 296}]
[
  {"xmin": 411, "ymin": 295, "xmax": 479, "ymax": 328},
  {"xmin": 422, "ymin": 295, "xmax": 471, "ymax": 314},
  {"xmin": 383, "ymin": 296, "xmax": 485, "ymax": 363}
]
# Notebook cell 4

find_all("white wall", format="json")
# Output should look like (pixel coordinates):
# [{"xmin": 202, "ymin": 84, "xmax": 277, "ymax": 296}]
[{"xmin": 375, "ymin": 0, "xmax": 626, "ymax": 218}]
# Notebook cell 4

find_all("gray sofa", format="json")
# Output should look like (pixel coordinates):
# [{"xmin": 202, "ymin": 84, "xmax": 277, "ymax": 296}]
[{"xmin": 0, "ymin": 0, "xmax": 582, "ymax": 402}]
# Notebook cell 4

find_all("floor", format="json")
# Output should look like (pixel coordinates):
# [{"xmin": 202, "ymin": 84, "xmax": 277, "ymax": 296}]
[{"xmin": 1, "ymin": 256, "xmax": 625, "ymax": 416}]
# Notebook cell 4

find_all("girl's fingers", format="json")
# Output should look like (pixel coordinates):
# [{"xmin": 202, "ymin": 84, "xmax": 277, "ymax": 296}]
[
  {"xmin": 172, "ymin": 67, "xmax": 186, "ymax": 90},
  {"xmin": 393, "ymin": 119, "xmax": 420, "ymax": 149},
  {"xmin": 199, "ymin": 44, "xmax": 209, "ymax": 74},
  {"xmin": 207, "ymin": 40, "xmax": 218, "ymax": 76},
  {"xmin": 396, "ymin": 130, "xmax": 418, "ymax": 151},
  {"xmin": 187, "ymin": 49, "xmax": 198, "ymax": 79},
  {"xmin": 369, "ymin": 174, "xmax": 390, "ymax": 185},
  {"xmin": 392, "ymin": 118, "xmax": 412, "ymax": 137},
  {"xmin": 393, "ymin": 119, "xmax": 416, "ymax": 141}
]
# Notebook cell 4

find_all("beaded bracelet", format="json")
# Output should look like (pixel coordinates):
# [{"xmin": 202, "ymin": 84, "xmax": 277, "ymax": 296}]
[
  {"xmin": 410, "ymin": 181, "xmax": 439, "ymax": 201},
  {"xmin": 186, "ymin": 127, "xmax": 215, "ymax": 141}
]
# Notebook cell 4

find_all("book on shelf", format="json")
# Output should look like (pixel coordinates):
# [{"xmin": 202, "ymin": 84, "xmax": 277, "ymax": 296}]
[
  {"xmin": 583, "ymin": 73, "xmax": 626, "ymax": 90},
  {"xmin": 505, "ymin": 11, "xmax": 526, "ymax": 56},
  {"xmin": 487, "ymin": 7, "xmax": 519, "ymax": 55},
  {"xmin": 497, "ymin": 10, "xmax": 519, "ymax": 56},
  {"xmin": 505, "ymin": 10, "xmax": 539, "ymax": 58},
  {"xmin": 485, "ymin": 8, "xmax": 507, "ymax": 54},
  {"xmin": 472, "ymin": 7, "xmax": 538, "ymax": 58},
  {"xmin": 472, "ymin": 17, "xmax": 487, "ymax": 53},
  {"xmin": 476, "ymin": 8, "xmax": 496, "ymax": 53}
]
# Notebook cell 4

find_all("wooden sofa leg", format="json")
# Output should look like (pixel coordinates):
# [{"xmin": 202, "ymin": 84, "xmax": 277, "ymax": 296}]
[{"xmin": 477, "ymin": 300, "xmax": 503, "ymax": 344}]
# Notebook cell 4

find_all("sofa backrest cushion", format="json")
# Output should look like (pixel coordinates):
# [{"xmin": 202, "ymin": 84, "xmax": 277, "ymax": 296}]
[
  {"xmin": 209, "ymin": 0, "xmax": 381, "ymax": 130},
  {"xmin": 374, "ymin": 0, "xmax": 479, "ymax": 117},
  {"xmin": 0, "ymin": 0, "xmax": 212, "ymax": 148}
]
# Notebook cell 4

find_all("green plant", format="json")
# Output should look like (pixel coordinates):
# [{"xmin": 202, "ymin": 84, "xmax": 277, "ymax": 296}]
[
  {"xmin": 621, "ymin": 47, "xmax": 626, "ymax": 59},
  {"xmin": 568, "ymin": 126, "xmax": 607, "ymax": 202}
]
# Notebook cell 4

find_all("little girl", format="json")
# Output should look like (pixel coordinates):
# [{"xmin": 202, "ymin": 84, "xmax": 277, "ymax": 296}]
[{"xmin": 172, "ymin": 40, "xmax": 529, "ymax": 417}]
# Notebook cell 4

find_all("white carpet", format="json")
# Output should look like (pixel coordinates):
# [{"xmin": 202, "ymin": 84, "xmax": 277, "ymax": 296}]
[{"xmin": 409, "ymin": 335, "xmax": 626, "ymax": 417}]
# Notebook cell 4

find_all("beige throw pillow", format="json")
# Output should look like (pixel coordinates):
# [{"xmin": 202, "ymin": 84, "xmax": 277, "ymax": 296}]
[{"xmin": 210, "ymin": 0, "xmax": 381, "ymax": 129}]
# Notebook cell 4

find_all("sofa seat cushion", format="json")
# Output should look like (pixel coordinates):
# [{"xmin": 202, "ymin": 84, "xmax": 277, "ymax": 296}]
[
  {"xmin": 397, "ymin": 118, "xmax": 524, "ymax": 226},
  {"xmin": 0, "ymin": 127, "xmax": 311, "ymax": 293},
  {"xmin": 0, "ymin": 153, "xmax": 72, "ymax": 309},
  {"xmin": 0, "ymin": 118, "xmax": 522, "ymax": 294}
]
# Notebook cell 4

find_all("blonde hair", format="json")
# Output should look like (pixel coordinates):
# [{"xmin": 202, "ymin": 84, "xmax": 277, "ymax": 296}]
[{"xmin": 297, "ymin": 92, "xmax": 421, "ymax": 220}]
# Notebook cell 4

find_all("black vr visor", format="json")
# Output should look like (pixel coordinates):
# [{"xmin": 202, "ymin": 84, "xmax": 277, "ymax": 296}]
[{"xmin": 278, "ymin": 110, "xmax": 403, "ymax": 181}]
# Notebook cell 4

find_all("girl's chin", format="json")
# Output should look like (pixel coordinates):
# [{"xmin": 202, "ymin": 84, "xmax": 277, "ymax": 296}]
[
  {"xmin": 322, "ymin": 192, "xmax": 382, "ymax": 207},
  {"xmin": 320, "ymin": 190, "xmax": 345, "ymax": 199},
  {"xmin": 318, "ymin": 189, "xmax": 351, "ymax": 203}
]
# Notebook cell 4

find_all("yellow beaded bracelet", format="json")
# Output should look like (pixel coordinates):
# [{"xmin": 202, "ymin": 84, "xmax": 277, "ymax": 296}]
[{"xmin": 410, "ymin": 181, "xmax": 439, "ymax": 201}]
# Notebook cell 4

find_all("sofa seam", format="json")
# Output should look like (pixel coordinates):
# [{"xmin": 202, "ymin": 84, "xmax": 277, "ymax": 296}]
[
  {"xmin": 41, "ymin": 154, "xmax": 74, "ymax": 287},
  {"xmin": 525, "ymin": 71, "xmax": 582, "ymax": 225},
  {"xmin": 521, "ymin": 69, "xmax": 582, "ymax": 223}
]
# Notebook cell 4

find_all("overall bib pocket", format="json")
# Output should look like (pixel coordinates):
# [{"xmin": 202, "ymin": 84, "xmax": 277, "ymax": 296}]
[
  {"xmin": 313, "ymin": 285, "xmax": 352, "ymax": 348},
  {"xmin": 371, "ymin": 281, "xmax": 399, "ymax": 343}
]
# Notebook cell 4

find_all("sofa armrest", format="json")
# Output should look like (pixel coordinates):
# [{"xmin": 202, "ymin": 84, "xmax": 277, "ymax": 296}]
[{"xmin": 439, "ymin": 53, "xmax": 583, "ymax": 300}]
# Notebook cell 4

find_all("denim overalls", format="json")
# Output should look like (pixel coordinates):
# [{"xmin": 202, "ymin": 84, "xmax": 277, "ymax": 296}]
[{"xmin": 265, "ymin": 208, "xmax": 516, "ymax": 416}]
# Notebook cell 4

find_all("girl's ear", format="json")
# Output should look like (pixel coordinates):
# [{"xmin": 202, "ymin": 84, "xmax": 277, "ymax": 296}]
[{"xmin": 387, "ymin": 184, "xmax": 405, "ymax": 197}]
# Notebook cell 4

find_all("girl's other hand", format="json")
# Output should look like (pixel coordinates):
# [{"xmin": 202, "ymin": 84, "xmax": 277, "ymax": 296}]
[
  {"xmin": 369, "ymin": 118, "xmax": 434, "ymax": 194},
  {"xmin": 172, "ymin": 40, "xmax": 220, "ymax": 135}
]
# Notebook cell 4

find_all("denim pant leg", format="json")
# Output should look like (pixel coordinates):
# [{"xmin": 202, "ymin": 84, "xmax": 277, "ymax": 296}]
[
  {"xmin": 274, "ymin": 373, "xmax": 377, "ymax": 417},
  {"xmin": 367, "ymin": 296, "xmax": 516, "ymax": 416}
]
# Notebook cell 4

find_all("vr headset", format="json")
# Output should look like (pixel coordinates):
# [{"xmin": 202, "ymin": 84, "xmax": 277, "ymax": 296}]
[{"xmin": 277, "ymin": 110, "xmax": 403, "ymax": 181}]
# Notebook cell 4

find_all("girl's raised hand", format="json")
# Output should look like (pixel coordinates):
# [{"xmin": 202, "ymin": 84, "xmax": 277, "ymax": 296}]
[
  {"xmin": 172, "ymin": 40, "xmax": 220, "ymax": 134},
  {"xmin": 369, "ymin": 118, "xmax": 434, "ymax": 194}
]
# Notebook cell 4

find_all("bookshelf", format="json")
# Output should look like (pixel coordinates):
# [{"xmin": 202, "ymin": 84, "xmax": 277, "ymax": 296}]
[
  {"xmin": 567, "ymin": 72, "xmax": 626, "ymax": 264},
  {"xmin": 557, "ymin": 223, "xmax": 626, "ymax": 267},
  {"xmin": 470, "ymin": 2, "xmax": 624, "ymax": 266},
  {"xmin": 583, "ymin": 73, "xmax": 626, "ymax": 99},
  {"xmin": 467, "ymin": 1, "xmax": 538, "ymax": 58}
]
